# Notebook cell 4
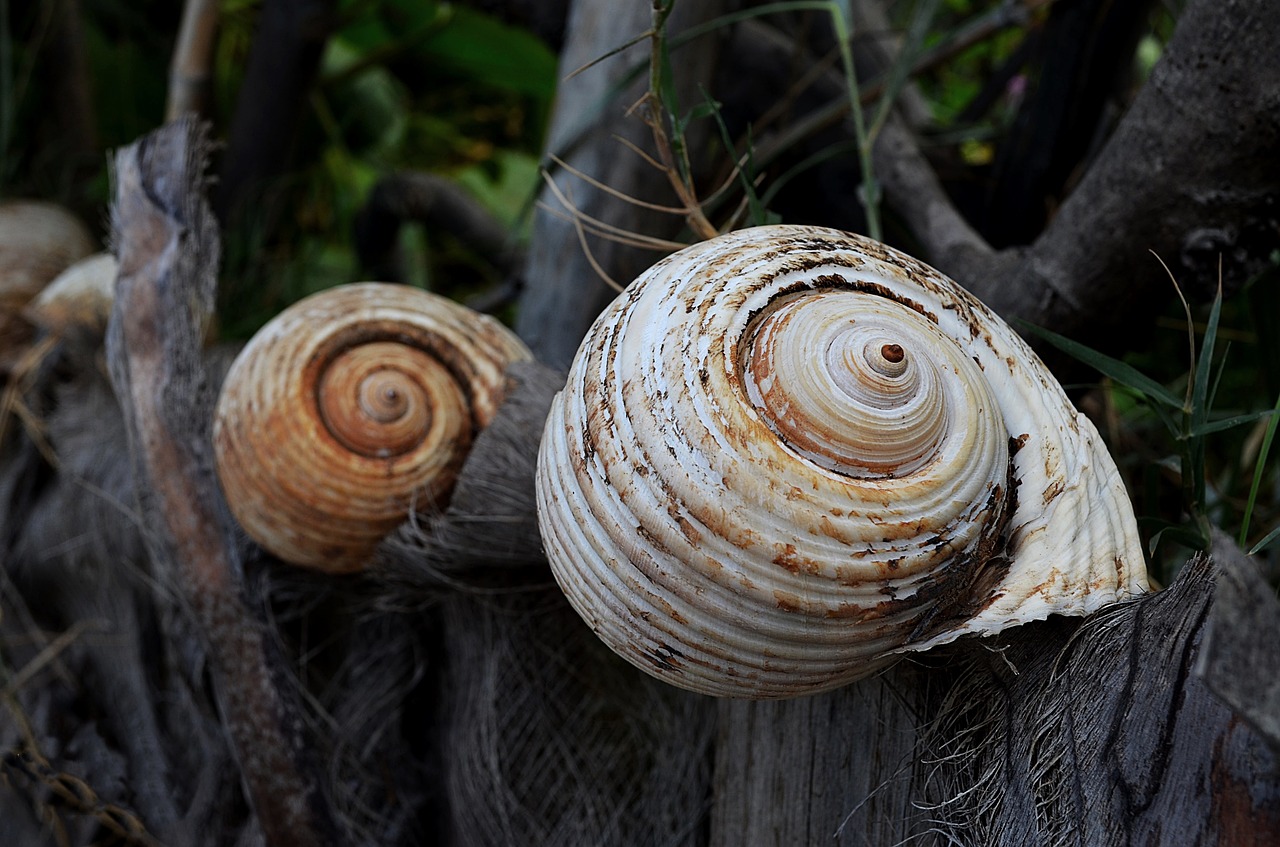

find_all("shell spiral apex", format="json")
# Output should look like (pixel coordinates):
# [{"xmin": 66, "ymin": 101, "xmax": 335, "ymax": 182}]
[
  {"xmin": 214, "ymin": 282, "xmax": 531, "ymax": 572},
  {"xmin": 536, "ymin": 225, "xmax": 1148, "ymax": 699}
]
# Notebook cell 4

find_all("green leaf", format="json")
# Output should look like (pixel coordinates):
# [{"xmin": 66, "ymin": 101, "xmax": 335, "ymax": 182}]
[
  {"xmin": 1143, "ymin": 520, "xmax": 1209, "ymax": 556},
  {"xmin": 677, "ymin": 98, "xmax": 722, "ymax": 136},
  {"xmin": 1185, "ymin": 409, "xmax": 1278, "ymax": 438},
  {"xmin": 1249, "ymin": 525, "xmax": 1280, "ymax": 555},
  {"xmin": 704, "ymin": 91, "xmax": 772, "ymax": 227},
  {"xmin": 1207, "ymin": 341, "xmax": 1231, "ymax": 415},
  {"xmin": 420, "ymin": 8, "xmax": 557, "ymax": 100},
  {"xmin": 1241, "ymin": 390, "xmax": 1280, "ymax": 546},
  {"xmin": 1190, "ymin": 283, "xmax": 1223, "ymax": 430},
  {"xmin": 453, "ymin": 149, "xmax": 541, "ymax": 235},
  {"xmin": 1016, "ymin": 320, "xmax": 1184, "ymax": 409}
]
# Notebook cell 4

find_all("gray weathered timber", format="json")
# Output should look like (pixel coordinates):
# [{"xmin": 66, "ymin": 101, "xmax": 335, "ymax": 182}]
[
  {"xmin": 712, "ymin": 668, "xmax": 933, "ymax": 845},
  {"xmin": 936, "ymin": 0, "xmax": 1280, "ymax": 335},
  {"xmin": 712, "ymin": 547, "xmax": 1280, "ymax": 846},
  {"xmin": 106, "ymin": 119, "xmax": 341, "ymax": 847},
  {"xmin": 515, "ymin": 0, "xmax": 730, "ymax": 368},
  {"xmin": 1198, "ymin": 532, "xmax": 1280, "ymax": 754}
]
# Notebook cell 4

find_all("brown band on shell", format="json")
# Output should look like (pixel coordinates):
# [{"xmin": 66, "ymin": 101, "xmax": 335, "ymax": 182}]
[{"xmin": 316, "ymin": 342, "xmax": 450, "ymax": 458}]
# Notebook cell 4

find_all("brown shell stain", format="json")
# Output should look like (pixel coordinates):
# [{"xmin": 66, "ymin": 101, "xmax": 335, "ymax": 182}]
[{"xmin": 772, "ymin": 543, "xmax": 821, "ymax": 575}]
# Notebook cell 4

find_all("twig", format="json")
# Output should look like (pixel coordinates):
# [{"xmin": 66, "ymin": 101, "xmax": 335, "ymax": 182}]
[
  {"xmin": 549, "ymin": 154, "xmax": 688, "ymax": 213},
  {"xmin": 0, "ymin": 334, "xmax": 61, "ymax": 468},
  {"xmin": 560, "ymin": 187, "xmax": 625, "ymax": 293},
  {"xmin": 166, "ymin": 0, "xmax": 221, "ymax": 121},
  {"xmin": 538, "ymin": 171, "xmax": 687, "ymax": 251},
  {"xmin": 742, "ymin": 0, "xmax": 1060, "ymax": 178},
  {"xmin": 0, "ymin": 619, "xmax": 100, "ymax": 699},
  {"xmin": 535, "ymin": 200, "xmax": 685, "ymax": 252},
  {"xmin": 643, "ymin": 1, "xmax": 718, "ymax": 240}
]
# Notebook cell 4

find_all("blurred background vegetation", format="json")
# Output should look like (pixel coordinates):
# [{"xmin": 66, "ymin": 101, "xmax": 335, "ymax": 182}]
[{"xmin": 2, "ymin": 0, "xmax": 1276, "ymax": 582}]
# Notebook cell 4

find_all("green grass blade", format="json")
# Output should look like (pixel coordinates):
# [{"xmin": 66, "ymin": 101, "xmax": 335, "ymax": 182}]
[
  {"xmin": 672, "ymin": 1, "xmax": 859, "ymax": 47},
  {"xmin": 867, "ymin": 0, "xmax": 941, "ymax": 143},
  {"xmin": 1207, "ymin": 341, "xmax": 1231, "ymax": 414},
  {"xmin": 704, "ymin": 90, "xmax": 775, "ymax": 227},
  {"xmin": 1016, "ymin": 320, "xmax": 1184, "ymax": 409},
  {"xmin": 1186, "ymin": 409, "xmax": 1278, "ymax": 438},
  {"xmin": 1190, "ymin": 283, "xmax": 1223, "ymax": 430},
  {"xmin": 1240, "ymin": 390, "xmax": 1280, "ymax": 546},
  {"xmin": 759, "ymin": 139, "xmax": 860, "ymax": 209},
  {"xmin": 1144, "ymin": 521, "xmax": 1210, "ymax": 557},
  {"xmin": 1248, "ymin": 524, "xmax": 1280, "ymax": 556},
  {"xmin": 1146, "ymin": 399, "xmax": 1182, "ymax": 441}
]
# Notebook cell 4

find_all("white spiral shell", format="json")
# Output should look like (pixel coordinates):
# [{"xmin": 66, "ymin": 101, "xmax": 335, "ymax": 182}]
[{"xmin": 536, "ymin": 225, "xmax": 1147, "ymax": 699}]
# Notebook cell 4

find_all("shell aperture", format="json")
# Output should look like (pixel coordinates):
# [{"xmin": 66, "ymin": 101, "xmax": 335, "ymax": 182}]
[{"xmin": 536, "ymin": 225, "xmax": 1147, "ymax": 699}]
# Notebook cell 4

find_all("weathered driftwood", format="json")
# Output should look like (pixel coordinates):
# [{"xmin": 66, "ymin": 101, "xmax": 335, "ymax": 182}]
[
  {"xmin": 2, "ymin": 121, "xmax": 1279, "ymax": 847},
  {"xmin": 108, "ymin": 119, "xmax": 342, "ymax": 846},
  {"xmin": 714, "ymin": 537, "xmax": 1280, "ymax": 846}
]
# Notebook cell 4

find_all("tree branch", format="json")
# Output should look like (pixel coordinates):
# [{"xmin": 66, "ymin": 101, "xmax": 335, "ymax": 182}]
[
  {"xmin": 106, "ymin": 119, "xmax": 340, "ymax": 847},
  {"xmin": 166, "ymin": 0, "xmax": 221, "ymax": 122},
  {"xmin": 872, "ymin": 111, "xmax": 996, "ymax": 274},
  {"xmin": 969, "ymin": 0, "xmax": 1280, "ymax": 332},
  {"xmin": 215, "ymin": 0, "xmax": 336, "ymax": 223},
  {"xmin": 865, "ymin": 0, "xmax": 1278, "ymax": 352},
  {"xmin": 353, "ymin": 171, "xmax": 522, "ymax": 284}
]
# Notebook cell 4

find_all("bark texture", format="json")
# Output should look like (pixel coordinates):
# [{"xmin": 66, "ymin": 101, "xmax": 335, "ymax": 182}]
[
  {"xmin": 914, "ymin": 0, "xmax": 1280, "ymax": 333},
  {"xmin": 712, "ymin": 543, "xmax": 1280, "ymax": 846}
]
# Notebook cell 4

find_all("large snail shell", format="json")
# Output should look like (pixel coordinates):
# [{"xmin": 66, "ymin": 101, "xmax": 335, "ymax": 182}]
[
  {"xmin": 537, "ymin": 225, "xmax": 1148, "ymax": 699},
  {"xmin": 214, "ymin": 283, "xmax": 531, "ymax": 572}
]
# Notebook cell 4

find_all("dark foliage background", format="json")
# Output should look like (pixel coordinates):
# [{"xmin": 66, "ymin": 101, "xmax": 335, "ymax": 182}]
[{"xmin": 1, "ymin": 1, "xmax": 1278, "ymax": 843}]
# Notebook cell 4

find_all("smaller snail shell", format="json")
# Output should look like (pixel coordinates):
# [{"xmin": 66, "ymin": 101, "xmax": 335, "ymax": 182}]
[
  {"xmin": 1, "ymin": 202, "xmax": 98, "ymax": 370},
  {"xmin": 0, "ymin": 201, "xmax": 97, "ymax": 300},
  {"xmin": 214, "ymin": 283, "xmax": 532, "ymax": 572},
  {"xmin": 537, "ymin": 225, "xmax": 1148, "ymax": 699},
  {"xmin": 25, "ymin": 253, "xmax": 119, "ymax": 334}
]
